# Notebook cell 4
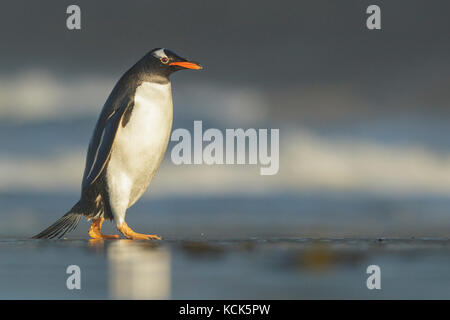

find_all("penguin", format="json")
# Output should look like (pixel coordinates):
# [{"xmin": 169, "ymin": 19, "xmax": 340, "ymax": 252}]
[{"xmin": 33, "ymin": 48, "xmax": 202, "ymax": 240}]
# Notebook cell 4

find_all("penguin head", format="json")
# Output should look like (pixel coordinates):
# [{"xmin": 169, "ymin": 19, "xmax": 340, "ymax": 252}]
[{"xmin": 144, "ymin": 48, "xmax": 202, "ymax": 78}]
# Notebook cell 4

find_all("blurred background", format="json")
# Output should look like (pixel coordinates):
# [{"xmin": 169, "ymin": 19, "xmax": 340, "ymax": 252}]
[
  {"xmin": 2, "ymin": 0, "xmax": 450, "ymax": 300},
  {"xmin": 0, "ymin": 0, "xmax": 450, "ymax": 238}
]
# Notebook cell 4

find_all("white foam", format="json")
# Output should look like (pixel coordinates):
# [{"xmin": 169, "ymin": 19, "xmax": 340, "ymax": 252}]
[{"xmin": 2, "ymin": 130, "xmax": 450, "ymax": 197}]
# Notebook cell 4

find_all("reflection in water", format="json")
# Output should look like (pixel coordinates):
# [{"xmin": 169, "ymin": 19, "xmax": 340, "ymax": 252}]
[{"xmin": 107, "ymin": 240, "xmax": 171, "ymax": 299}]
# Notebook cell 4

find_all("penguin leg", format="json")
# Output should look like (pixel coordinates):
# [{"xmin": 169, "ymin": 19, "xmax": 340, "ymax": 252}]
[
  {"xmin": 117, "ymin": 222, "xmax": 162, "ymax": 240},
  {"xmin": 107, "ymin": 176, "xmax": 161, "ymax": 240},
  {"xmin": 89, "ymin": 217, "xmax": 120, "ymax": 240}
]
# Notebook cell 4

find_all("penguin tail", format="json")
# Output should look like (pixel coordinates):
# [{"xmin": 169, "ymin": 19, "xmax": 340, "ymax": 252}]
[{"xmin": 32, "ymin": 201, "xmax": 84, "ymax": 239}]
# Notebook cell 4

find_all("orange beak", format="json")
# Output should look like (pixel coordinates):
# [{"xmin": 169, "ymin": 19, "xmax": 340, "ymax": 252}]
[{"xmin": 169, "ymin": 61, "xmax": 203, "ymax": 70}]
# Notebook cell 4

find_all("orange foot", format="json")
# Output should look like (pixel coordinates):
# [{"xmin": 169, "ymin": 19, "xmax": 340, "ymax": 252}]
[
  {"xmin": 89, "ymin": 217, "xmax": 120, "ymax": 240},
  {"xmin": 117, "ymin": 222, "xmax": 162, "ymax": 240}
]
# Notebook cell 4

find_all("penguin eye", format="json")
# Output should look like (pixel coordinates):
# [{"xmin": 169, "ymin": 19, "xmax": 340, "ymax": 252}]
[{"xmin": 160, "ymin": 57, "xmax": 169, "ymax": 64}]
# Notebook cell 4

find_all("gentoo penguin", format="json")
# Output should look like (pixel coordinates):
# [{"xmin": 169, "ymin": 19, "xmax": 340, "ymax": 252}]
[{"xmin": 33, "ymin": 48, "xmax": 202, "ymax": 240}]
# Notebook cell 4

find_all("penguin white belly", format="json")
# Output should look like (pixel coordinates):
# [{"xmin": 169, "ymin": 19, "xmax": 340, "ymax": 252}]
[{"xmin": 106, "ymin": 81, "xmax": 173, "ymax": 218}]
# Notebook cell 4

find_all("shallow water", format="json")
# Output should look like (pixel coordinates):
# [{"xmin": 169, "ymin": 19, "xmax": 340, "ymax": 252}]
[
  {"xmin": 2, "ymin": 191, "xmax": 450, "ymax": 299},
  {"xmin": 1, "ymin": 238, "xmax": 450, "ymax": 299}
]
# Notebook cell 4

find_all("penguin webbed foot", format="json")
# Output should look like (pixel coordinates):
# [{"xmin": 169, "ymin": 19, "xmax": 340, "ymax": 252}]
[
  {"xmin": 89, "ymin": 217, "xmax": 120, "ymax": 240},
  {"xmin": 117, "ymin": 222, "xmax": 162, "ymax": 240}
]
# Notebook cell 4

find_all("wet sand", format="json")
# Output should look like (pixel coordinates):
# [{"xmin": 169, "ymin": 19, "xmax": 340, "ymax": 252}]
[{"xmin": 1, "ymin": 237, "xmax": 450, "ymax": 299}]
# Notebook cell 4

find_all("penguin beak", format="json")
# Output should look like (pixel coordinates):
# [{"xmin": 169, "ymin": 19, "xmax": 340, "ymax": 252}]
[{"xmin": 169, "ymin": 61, "xmax": 203, "ymax": 70}]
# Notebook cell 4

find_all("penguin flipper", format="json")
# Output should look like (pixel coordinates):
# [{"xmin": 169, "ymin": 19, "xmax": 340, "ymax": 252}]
[{"xmin": 82, "ymin": 98, "xmax": 134, "ymax": 188}]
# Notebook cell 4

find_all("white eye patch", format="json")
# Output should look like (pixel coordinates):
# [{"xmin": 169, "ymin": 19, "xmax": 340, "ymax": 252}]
[{"xmin": 152, "ymin": 48, "xmax": 168, "ymax": 59}]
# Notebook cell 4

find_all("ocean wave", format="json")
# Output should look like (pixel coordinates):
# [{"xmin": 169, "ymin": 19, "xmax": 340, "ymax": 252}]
[
  {"xmin": 1, "ymin": 130, "xmax": 450, "ymax": 196},
  {"xmin": 0, "ymin": 70, "xmax": 114, "ymax": 121},
  {"xmin": 0, "ymin": 70, "xmax": 270, "ymax": 127}
]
